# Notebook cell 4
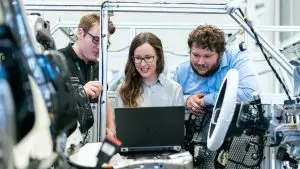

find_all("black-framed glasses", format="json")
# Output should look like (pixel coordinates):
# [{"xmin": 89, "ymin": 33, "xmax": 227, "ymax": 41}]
[
  {"xmin": 132, "ymin": 55, "xmax": 155, "ymax": 64},
  {"xmin": 84, "ymin": 30, "xmax": 100, "ymax": 44}
]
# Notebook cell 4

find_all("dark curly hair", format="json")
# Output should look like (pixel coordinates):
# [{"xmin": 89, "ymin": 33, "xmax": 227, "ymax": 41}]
[
  {"xmin": 119, "ymin": 32, "xmax": 165, "ymax": 107},
  {"xmin": 188, "ymin": 24, "xmax": 226, "ymax": 56}
]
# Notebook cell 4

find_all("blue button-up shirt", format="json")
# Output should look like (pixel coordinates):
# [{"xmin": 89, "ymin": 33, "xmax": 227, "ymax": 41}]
[{"xmin": 174, "ymin": 47, "xmax": 259, "ymax": 106}]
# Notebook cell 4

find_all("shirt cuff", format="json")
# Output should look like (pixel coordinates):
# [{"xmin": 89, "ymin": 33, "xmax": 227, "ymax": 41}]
[
  {"xmin": 204, "ymin": 93, "xmax": 216, "ymax": 106},
  {"xmin": 184, "ymin": 95, "xmax": 191, "ymax": 108}
]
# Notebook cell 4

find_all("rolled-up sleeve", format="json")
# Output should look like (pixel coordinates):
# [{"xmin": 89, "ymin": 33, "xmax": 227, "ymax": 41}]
[
  {"xmin": 231, "ymin": 51, "xmax": 259, "ymax": 102},
  {"xmin": 203, "ymin": 92, "xmax": 218, "ymax": 106}
]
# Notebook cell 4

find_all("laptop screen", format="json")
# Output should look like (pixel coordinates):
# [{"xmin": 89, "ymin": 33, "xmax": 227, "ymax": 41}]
[{"xmin": 115, "ymin": 106, "xmax": 185, "ymax": 150}]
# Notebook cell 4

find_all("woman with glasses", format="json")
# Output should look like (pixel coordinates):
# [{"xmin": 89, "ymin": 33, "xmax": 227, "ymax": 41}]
[{"xmin": 116, "ymin": 32, "xmax": 184, "ymax": 108}]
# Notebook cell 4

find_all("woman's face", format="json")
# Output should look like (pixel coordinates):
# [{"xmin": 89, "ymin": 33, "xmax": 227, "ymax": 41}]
[{"xmin": 132, "ymin": 43, "xmax": 158, "ymax": 81}]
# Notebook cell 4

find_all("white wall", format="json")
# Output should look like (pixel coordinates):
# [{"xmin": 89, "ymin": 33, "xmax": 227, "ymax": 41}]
[{"xmin": 245, "ymin": 0, "xmax": 280, "ymax": 93}]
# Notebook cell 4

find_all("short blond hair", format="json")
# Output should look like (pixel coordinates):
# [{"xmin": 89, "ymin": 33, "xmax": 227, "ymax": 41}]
[
  {"xmin": 78, "ymin": 13, "xmax": 116, "ymax": 35},
  {"xmin": 78, "ymin": 13, "xmax": 100, "ymax": 31}
]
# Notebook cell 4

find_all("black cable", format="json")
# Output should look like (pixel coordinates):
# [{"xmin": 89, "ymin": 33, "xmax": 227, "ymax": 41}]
[
  {"xmin": 237, "ymin": 8, "xmax": 292, "ymax": 101},
  {"xmin": 184, "ymin": 113, "xmax": 194, "ymax": 148},
  {"xmin": 194, "ymin": 113, "xmax": 210, "ymax": 141}
]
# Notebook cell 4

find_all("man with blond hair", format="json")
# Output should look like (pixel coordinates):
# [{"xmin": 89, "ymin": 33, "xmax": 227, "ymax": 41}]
[{"xmin": 59, "ymin": 13, "xmax": 115, "ymax": 137}]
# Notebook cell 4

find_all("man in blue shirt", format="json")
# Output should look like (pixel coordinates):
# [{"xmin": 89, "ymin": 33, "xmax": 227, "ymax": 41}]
[{"xmin": 175, "ymin": 24, "xmax": 258, "ymax": 115}]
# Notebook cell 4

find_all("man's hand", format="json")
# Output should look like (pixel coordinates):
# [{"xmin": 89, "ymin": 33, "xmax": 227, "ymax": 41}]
[
  {"xmin": 186, "ymin": 93, "xmax": 205, "ymax": 115},
  {"xmin": 83, "ymin": 81, "xmax": 103, "ymax": 99}
]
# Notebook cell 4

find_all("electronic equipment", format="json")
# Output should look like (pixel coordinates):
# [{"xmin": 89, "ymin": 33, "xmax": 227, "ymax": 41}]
[
  {"xmin": 207, "ymin": 69, "xmax": 239, "ymax": 151},
  {"xmin": 115, "ymin": 106, "xmax": 185, "ymax": 152},
  {"xmin": 113, "ymin": 151, "xmax": 193, "ymax": 169},
  {"xmin": 69, "ymin": 137, "xmax": 122, "ymax": 168}
]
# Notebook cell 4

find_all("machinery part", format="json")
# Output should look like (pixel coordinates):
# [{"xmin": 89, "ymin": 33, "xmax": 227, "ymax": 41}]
[
  {"xmin": 235, "ymin": 92, "xmax": 269, "ymax": 137},
  {"xmin": 45, "ymin": 50, "xmax": 94, "ymax": 134},
  {"xmin": 293, "ymin": 65, "xmax": 300, "ymax": 97},
  {"xmin": 70, "ymin": 143, "xmax": 193, "ymax": 169},
  {"xmin": 239, "ymin": 41, "xmax": 247, "ymax": 51},
  {"xmin": 276, "ymin": 147, "xmax": 298, "ymax": 169},
  {"xmin": 41, "ymin": 51, "xmax": 78, "ymax": 136},
  {"xmin": 207, "ymin": 69, "xmax": 239, "ymax": 151},
  {"xmin": 0, "ymin": 24, "xmax": 36, "ymax": 143},
  {"xmin": 27, "ymin": 14, "xmax": 56, "ymax": 50},
  {"xmin": 0, "ymin": 65, "xmax": 15, "ymax": 169},
  {"xmin": 71, "ymin": 83, "xmax": 94, "ymax": 134},
  {"xmin": 13, "ymin": 76, "xmax": 53, "ymax": 169}
]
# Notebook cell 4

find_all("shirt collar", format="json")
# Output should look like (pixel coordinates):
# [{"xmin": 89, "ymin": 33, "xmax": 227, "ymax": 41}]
[
  {"xmin": 219, "ymin": 51, "xmax": 228, "ymax": 69},
  {"xmin": 157, "ymin": 74, "xmax": 165, "ymax": 86},
  {"xmin": 143, "ymin": 74, "xmax": 165, "ymax": 87},
  {"xmin": 68, "ymin": 43, "xmax": 96, "ymax": 65},
  {"xmin": 67, "ymin": 43, "xmax": 78, "ymax": 60}
]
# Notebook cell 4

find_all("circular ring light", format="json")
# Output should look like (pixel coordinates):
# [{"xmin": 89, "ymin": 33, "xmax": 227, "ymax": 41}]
[{"xmin": 207, "ymin": 69, "xmax": 239, "ymax": 151}]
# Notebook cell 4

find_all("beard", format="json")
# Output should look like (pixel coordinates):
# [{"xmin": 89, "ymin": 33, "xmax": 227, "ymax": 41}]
[{"xmin": 191, "ymin": 58, "xmax": 221, "ymax": 77}]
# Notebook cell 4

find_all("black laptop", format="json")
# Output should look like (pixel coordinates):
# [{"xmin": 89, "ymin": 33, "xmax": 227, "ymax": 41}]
[{"xmin": 115, "ymin": 106, "xmax": 185, "ymax": 152}]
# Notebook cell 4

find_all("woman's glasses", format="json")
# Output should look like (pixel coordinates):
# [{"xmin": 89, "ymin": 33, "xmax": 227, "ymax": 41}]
[{"xmin": 132, "ymin": 55, "xmax": 155, "ymax": 64}]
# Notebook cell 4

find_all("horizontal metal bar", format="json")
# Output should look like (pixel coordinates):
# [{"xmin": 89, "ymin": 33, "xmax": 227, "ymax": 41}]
[
  {"xmin": 50, "ymin": 21, "xmax": 300, "ymax": 32},
  {"xmin": 23, "ymin": 1, "xmax": 102, "ymax": 11},
  {"xmin": 24, "ymin": 1, "xmax": 231, "ymax": 14},
  {"xmin": 105, "ymin": 2, "xmax": 230, "ymax": 14},
  {"xmin": 115, "ymin": 24, "xmax": 300, "ymax": 32}
]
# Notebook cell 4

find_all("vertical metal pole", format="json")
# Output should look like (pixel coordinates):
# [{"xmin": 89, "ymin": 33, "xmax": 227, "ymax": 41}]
[
  {"xmin": 90, "ymin": 103, "xmax": 98, "ymax": 142},
  {"xmin": 99, "ymin": 3, "xmax": 109, "ymax": 141}
]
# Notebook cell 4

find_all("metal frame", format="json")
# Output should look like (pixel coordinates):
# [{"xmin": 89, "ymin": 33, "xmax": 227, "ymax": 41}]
[
  {"xmin": 24, "ymin": 2, "xmax": 296, "ymax": 168},
  {"xmin": 50, "ymin": 22, "xmax": 299, "ymax": 96},
  {"xmin": 230, "ymin": 10, "xmax": 294, "ymax": 76},
  {"xmin": 50, "ymin": 22, "xmax": 300, "ymax": 38},
  {"xmin": 24, "ymin": 1, "xmax": 231, "ymax": 13},
  {"xmin": 23, "ymin": 1, "xmax": 295, "ymax": 75},
  {"xmin": 100, "ymin": 2, "xmax": 295, "ymax": 142}
]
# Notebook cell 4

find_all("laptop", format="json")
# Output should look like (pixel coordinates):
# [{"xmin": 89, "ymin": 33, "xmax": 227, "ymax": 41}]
[{"xmin": 115, "ymin": 106, "xmax": 185, "ymax": 152}]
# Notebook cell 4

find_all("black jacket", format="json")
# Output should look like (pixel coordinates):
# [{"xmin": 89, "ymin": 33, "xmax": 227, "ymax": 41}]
[
  {"xmin": 58, "ymin": 43, "xmax": 100, "ymax": 103},
  {"xmin": 58, "ymin": 43, "xmax": 99, "ymax": 85}
]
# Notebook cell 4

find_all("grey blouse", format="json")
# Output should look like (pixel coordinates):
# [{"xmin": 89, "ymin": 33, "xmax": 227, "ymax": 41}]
[{"xmin": 116, "ymin": 75, "xmax": 184, "ymax": 108}]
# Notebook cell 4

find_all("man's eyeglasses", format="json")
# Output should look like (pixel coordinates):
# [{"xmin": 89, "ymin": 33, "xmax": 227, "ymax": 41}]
[
  {"xmin": 84, "ymin": 30, "xmax": 100, "ymax": 44},
  {"xmin": 132, "ymin": 55, "xmax": 155, "ymax": 64},
  {"xmin": 83, "ymin": 29, "xmax": 111, "ymax": 48}
]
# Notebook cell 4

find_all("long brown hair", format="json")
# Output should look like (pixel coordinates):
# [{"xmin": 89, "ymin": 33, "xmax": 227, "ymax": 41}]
[{"xmin": 119, "ymin": 32, "xmax": 165, "ymax": 107}]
